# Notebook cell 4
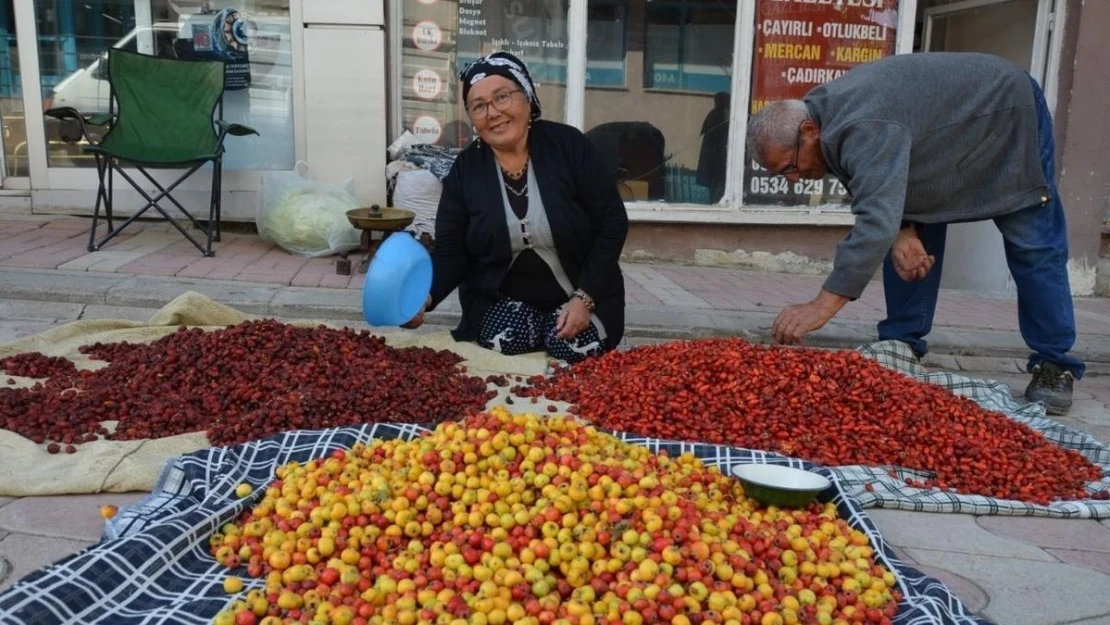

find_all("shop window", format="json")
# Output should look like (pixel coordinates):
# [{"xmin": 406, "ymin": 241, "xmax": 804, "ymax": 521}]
[
  {"xmin": 35, "ymin": 1, "xmax": 294, "ymax": 170},
  {"xmin": 400, "ymin": 0, "xmax": 630, "ymax": 149},
  {"xmin": 400, "ymin": 0, "xmax": 571, "ymax": 149},
  {"xmin": 0, "ymin": 0, "xmax": 28, "ymax": 178},
  {"xmin": 584, "ymin": 0, "xmax": 735, "ymax": 205},
  {"xmin": 586, "ymin": 1, "xmax": 626, "ymax": 88},
  {"xmin": 394, "ymin": 0, "xmax": 904, "ymax": 210},
  {"xmin": 644, "ymin": 0, "xmax": 734, "ymax": 94},
  {"xmin": 742, "ymin": 0, "xmax": 900, "ymax": 208}
]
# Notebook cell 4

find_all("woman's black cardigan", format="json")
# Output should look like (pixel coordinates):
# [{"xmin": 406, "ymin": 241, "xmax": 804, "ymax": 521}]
[{"xmin": 427, "ymin": 120, "xmax": 629, "ymax": 346}]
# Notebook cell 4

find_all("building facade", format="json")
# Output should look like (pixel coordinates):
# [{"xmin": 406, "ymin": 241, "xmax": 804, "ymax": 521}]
[{"xmin": 0, "ymin": 0, "xmax": 1106, "ymax": 294}]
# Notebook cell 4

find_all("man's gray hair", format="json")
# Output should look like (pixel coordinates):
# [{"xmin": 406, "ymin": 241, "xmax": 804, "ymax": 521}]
[{"xmin": 746, "ymin": 100, "xmax": 811, "ymax": 165}]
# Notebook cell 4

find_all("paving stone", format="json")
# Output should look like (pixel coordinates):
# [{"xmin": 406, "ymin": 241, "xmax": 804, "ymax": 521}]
[
  {"xmin": 269, "ymin": 287, "xmax": 363, "ymax": 321},
  {"xmin": 867, "ymin": 510, "xmax": 1055, "ymax": 561},
  {"xmin": 0, "ymin": 300, "xmax": 84, "ymax": 322},
  {"xmin": 0, "ymin": 268, "xmax": 116, "ymax": 305},
  {"xmin": 922, "ymin": 353, "xmax": 961, "ymax": 372},
  {"xmin": 0, "ymin": 321, "xmax": 59, "ymax": 345},
  {"xmin": 1066, "ymin": 400, "xmax": 1110, "ymax": 426},
  {"xmin": 1067, "ymin": 615, "xmax": 1110, "ymax": 625},
  {"xmin": 59, "ymin": 250, "xmax": 157, "ymax": 273},
  {"xmin": 0, "ymin": 533, "xmax": 94, "ymax": 592},
  {"xmin": 1045, "ymin": 549, "xmax": 1110, "ymax": 576},
  {"xmin": 929, "ymin": 328, "xmax": 1030, "ymax": 359},
  {"xmin": 910, "ymin": 563, "xmax": 990, "ymax": 613},
  {"xmin": 79, "ymin": 305, "xmax": 160, "ymax": 322},
  {"xmin": 977, "ymin": 517, "xmax": 1110, "ymax": 553},
  {"xmin": 954, "ymin": 355, "xmax": 1026, "ymax": 374},
  {"xmin": 104, "ymin": 274, "xmax": 279, "ymax": 313},
  {"xmin": 907, "ymin": 549, "xmax": 1110, "ymax": 625},
  {"xmin": 0, "ymin": 493, "xmax": 148, "ymax": 542}
]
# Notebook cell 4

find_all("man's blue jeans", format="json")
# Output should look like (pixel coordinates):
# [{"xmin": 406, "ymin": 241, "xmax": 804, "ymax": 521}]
[{"xmin": 877, "ymin": 77, "xmax": 1086, "ymax": 379}]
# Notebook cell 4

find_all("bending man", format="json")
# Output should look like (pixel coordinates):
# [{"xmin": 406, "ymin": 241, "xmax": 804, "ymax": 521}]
[{"xmin": 746, "ymin": 52, "xmax": 1082, "ymax": 414}]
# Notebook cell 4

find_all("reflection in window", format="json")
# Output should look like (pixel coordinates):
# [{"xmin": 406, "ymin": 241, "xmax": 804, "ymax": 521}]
[
  {"xmin": 587, "ymin": 1, "xmax": 626, "ymax": 87},
  {"xmin": 400, "ymin": 0, "xmax": 569, "ymax": 148},
  {"xmin": 35, "ymin": 1, "xmax": 293, "ymax": 170},
  {"xmin": 585, "ymin": 0, "xmax": 735, "ymax": 206},
  {"xmin": 645, "ymin": 0, "xmax": 734, "ymax": 94},
  {"xmin": 0, "ymin": 0, "xmax": 28, "ymax": 178}
]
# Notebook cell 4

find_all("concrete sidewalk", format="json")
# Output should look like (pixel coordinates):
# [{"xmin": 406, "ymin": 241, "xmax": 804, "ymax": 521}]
[{"xmin": 3, "ymin": 216, "xmax": 1110, "ymax": 365}]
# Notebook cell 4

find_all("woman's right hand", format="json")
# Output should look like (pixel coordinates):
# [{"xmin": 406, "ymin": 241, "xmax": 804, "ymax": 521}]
[{"xmin": 401, "ymin": 296, "xmax": 432, "ymax": 329}]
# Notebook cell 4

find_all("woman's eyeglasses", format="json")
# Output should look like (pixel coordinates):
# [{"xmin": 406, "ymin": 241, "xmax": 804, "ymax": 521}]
[{"xmin": 468, "ymin": 89, "xmax": 521, "ymax": 119}]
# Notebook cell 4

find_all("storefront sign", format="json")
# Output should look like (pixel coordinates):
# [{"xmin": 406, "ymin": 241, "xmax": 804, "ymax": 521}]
[
  {"xmin": 400, "ymin": 0, "xmax": 625, "ymax": 145},
  {"xmin": 413, "ymin": 115, "xmax": 444, "ymax": 143},
  {"xmin": 181, "ymin": 8, "xmax": 255, "ymax": 91},
  {"xmin": 457, "ymin": 0, "xmax": 568, "ymax": 82},
  {"xmin": 412, "ymin": 69, "xmax": 443, "ymax": 99},
  {"xmin": 412, "ymin": 20, "xmax": 443, "ymax": 51},
  {"xmin": 743, "ymin": 0, "xmax": 898, "ymax": 207}
]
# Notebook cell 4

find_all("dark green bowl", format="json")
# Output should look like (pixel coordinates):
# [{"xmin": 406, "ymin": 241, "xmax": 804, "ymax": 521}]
[{"xmin": 731, "ymin": 464, "xmax": 831, "ymax": 508}]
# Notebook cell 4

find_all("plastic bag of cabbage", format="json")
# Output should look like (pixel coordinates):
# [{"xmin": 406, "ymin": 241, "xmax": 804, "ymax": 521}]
[{"xmin": 256, "ymin": 161, "xmax": 362, "ymax": 257}]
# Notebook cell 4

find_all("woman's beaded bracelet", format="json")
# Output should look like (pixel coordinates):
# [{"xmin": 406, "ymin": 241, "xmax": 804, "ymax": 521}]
[{"xmin": 572, "ymin": 289, "xmax": 596, "ymax": 311}]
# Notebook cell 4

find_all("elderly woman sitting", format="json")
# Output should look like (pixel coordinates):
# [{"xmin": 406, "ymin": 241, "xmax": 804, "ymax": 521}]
[{"xmin": 404, "ymin": 52, "xmax": 628, "ymax": 363}]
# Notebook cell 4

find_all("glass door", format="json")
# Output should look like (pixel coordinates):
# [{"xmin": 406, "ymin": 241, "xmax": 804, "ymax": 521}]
[
  {"xmin": 919, "ymin": 0, "xmax": 1052, "ymax": 294},
  {"xmin": 0, "ymin": 0, "xmax": 29, "ymax": 186},
  {"xmin": 20, "ymin": 0, "xmax": 298, "ymax": 214}
]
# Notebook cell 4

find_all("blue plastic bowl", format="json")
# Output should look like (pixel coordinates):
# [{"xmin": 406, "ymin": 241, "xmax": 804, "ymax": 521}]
[{"xmin": 362, "ymin": 233, "xmax": 433, "ymax": 327}]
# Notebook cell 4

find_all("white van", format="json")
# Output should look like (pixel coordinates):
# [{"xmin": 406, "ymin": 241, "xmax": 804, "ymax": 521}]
[
  {"xmin": 48, "ymin": 13, "xmax": 290, "ymax": 115},
  {"xmin": 47, "ymin": 24, "xmax": 180, "ymax": 115}
]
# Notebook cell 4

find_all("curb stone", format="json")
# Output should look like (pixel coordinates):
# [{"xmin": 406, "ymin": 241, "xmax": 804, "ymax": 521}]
[{"xmin": 3, "ymin": 268, "xmax": 1110, "ymax": 368}]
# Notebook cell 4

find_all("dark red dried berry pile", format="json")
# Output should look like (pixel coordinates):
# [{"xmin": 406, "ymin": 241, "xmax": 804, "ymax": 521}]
[
  {"xmin": 513, "ymin": 338, "xmax": 1104, "ymax": 504},
  {"xmin": 0, "ymin": 353, "xmax": 78, "ymax": 380},
  {"xmin": 0, "ymin": 320, "xmax": 495, "ymax": 447}
]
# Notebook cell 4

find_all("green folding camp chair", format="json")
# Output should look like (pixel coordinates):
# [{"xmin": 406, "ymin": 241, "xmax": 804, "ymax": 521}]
[{"xmin": 45, "ymin": 49, "xmax": 258, "ymax": 257}]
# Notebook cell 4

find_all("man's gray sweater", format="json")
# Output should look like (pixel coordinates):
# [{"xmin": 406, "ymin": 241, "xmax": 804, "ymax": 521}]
[{"xmin": 804, "ymin": 52, "xmax": 1049, "ymax": 300}]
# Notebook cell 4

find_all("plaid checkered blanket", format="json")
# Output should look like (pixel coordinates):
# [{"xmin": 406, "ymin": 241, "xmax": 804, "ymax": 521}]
[
  {"xmin": 0, "ymin": 423, "xmax": 991, "ymax": 625},
  {"xmin": 856, "ymin": 341, "xmax": 1110, "ymax": 517}
]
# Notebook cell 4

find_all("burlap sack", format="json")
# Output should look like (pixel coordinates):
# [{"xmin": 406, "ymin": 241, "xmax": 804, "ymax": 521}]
[{"xmin": 0, "ymin": 292, "xmax": 555, "ymax": 496}]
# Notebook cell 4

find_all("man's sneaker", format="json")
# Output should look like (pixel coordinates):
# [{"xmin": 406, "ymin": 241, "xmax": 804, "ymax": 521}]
[{"xmin": 1024, "ymin": 362, "xmax": 1074, "ymax": 415}]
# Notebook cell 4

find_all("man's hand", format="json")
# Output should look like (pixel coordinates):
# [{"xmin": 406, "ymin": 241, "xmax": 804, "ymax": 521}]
[
  {"xmin": 772, "ymin": 290, "xmax": 850, "ymax": 345},
  {"xmin": 401, "ymin": 296, "xmax": 432, "ymax": 329},
  {"xmin": 555, "ymin": 297, "xmax": 592, "ymax": 340},
  {"xmin": 892, "ymin": 226, "xmax": 935, "ymax": 282}
]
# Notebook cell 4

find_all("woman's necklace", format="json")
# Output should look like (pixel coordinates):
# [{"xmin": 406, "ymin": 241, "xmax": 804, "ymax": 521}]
[
  {"xmin": 504, "ymin": 175, "xmax": 528, "ymax": 197},
  {"xmin": 502, "ymin": 159, "xmax": 529, "ymax": 197},
  {"xmin": 501, "ymin": 156, "xmax": 529, "ymax": 180}
]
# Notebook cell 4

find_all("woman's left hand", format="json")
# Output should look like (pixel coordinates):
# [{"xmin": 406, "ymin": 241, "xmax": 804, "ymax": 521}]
[{"xmin": 555, "ymin": 297, "xmax": 592, "ymax": 339}]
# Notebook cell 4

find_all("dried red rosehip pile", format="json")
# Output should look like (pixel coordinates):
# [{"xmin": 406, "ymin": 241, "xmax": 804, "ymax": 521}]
[
  {"xmin": 514, "ymin": 338, "xmax": 1104, "ymax": 504},
  {"xmin": 0, "ymin": 320, "xmax": 495, "ymax": 447},
  {"xmin": 0, "ymin": 352, "xmax": 78, "ymax": 380}
]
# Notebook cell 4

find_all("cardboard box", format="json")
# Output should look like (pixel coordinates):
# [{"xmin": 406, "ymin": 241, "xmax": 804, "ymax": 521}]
[{"xmin": 619, "ymin": 180, "xmax": 649, "ymax": 202}]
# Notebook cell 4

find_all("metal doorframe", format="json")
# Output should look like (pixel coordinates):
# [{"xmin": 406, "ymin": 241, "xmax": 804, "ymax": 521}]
[{"xmin": 922, "ymin": 0, "xmax": 1057, "ymax": 89}]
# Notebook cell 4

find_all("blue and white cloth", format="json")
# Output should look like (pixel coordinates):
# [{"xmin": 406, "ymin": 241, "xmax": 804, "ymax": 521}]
[{"xmin": 0, "ymin": 421, "xmax": 990, "ymax": 625}]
